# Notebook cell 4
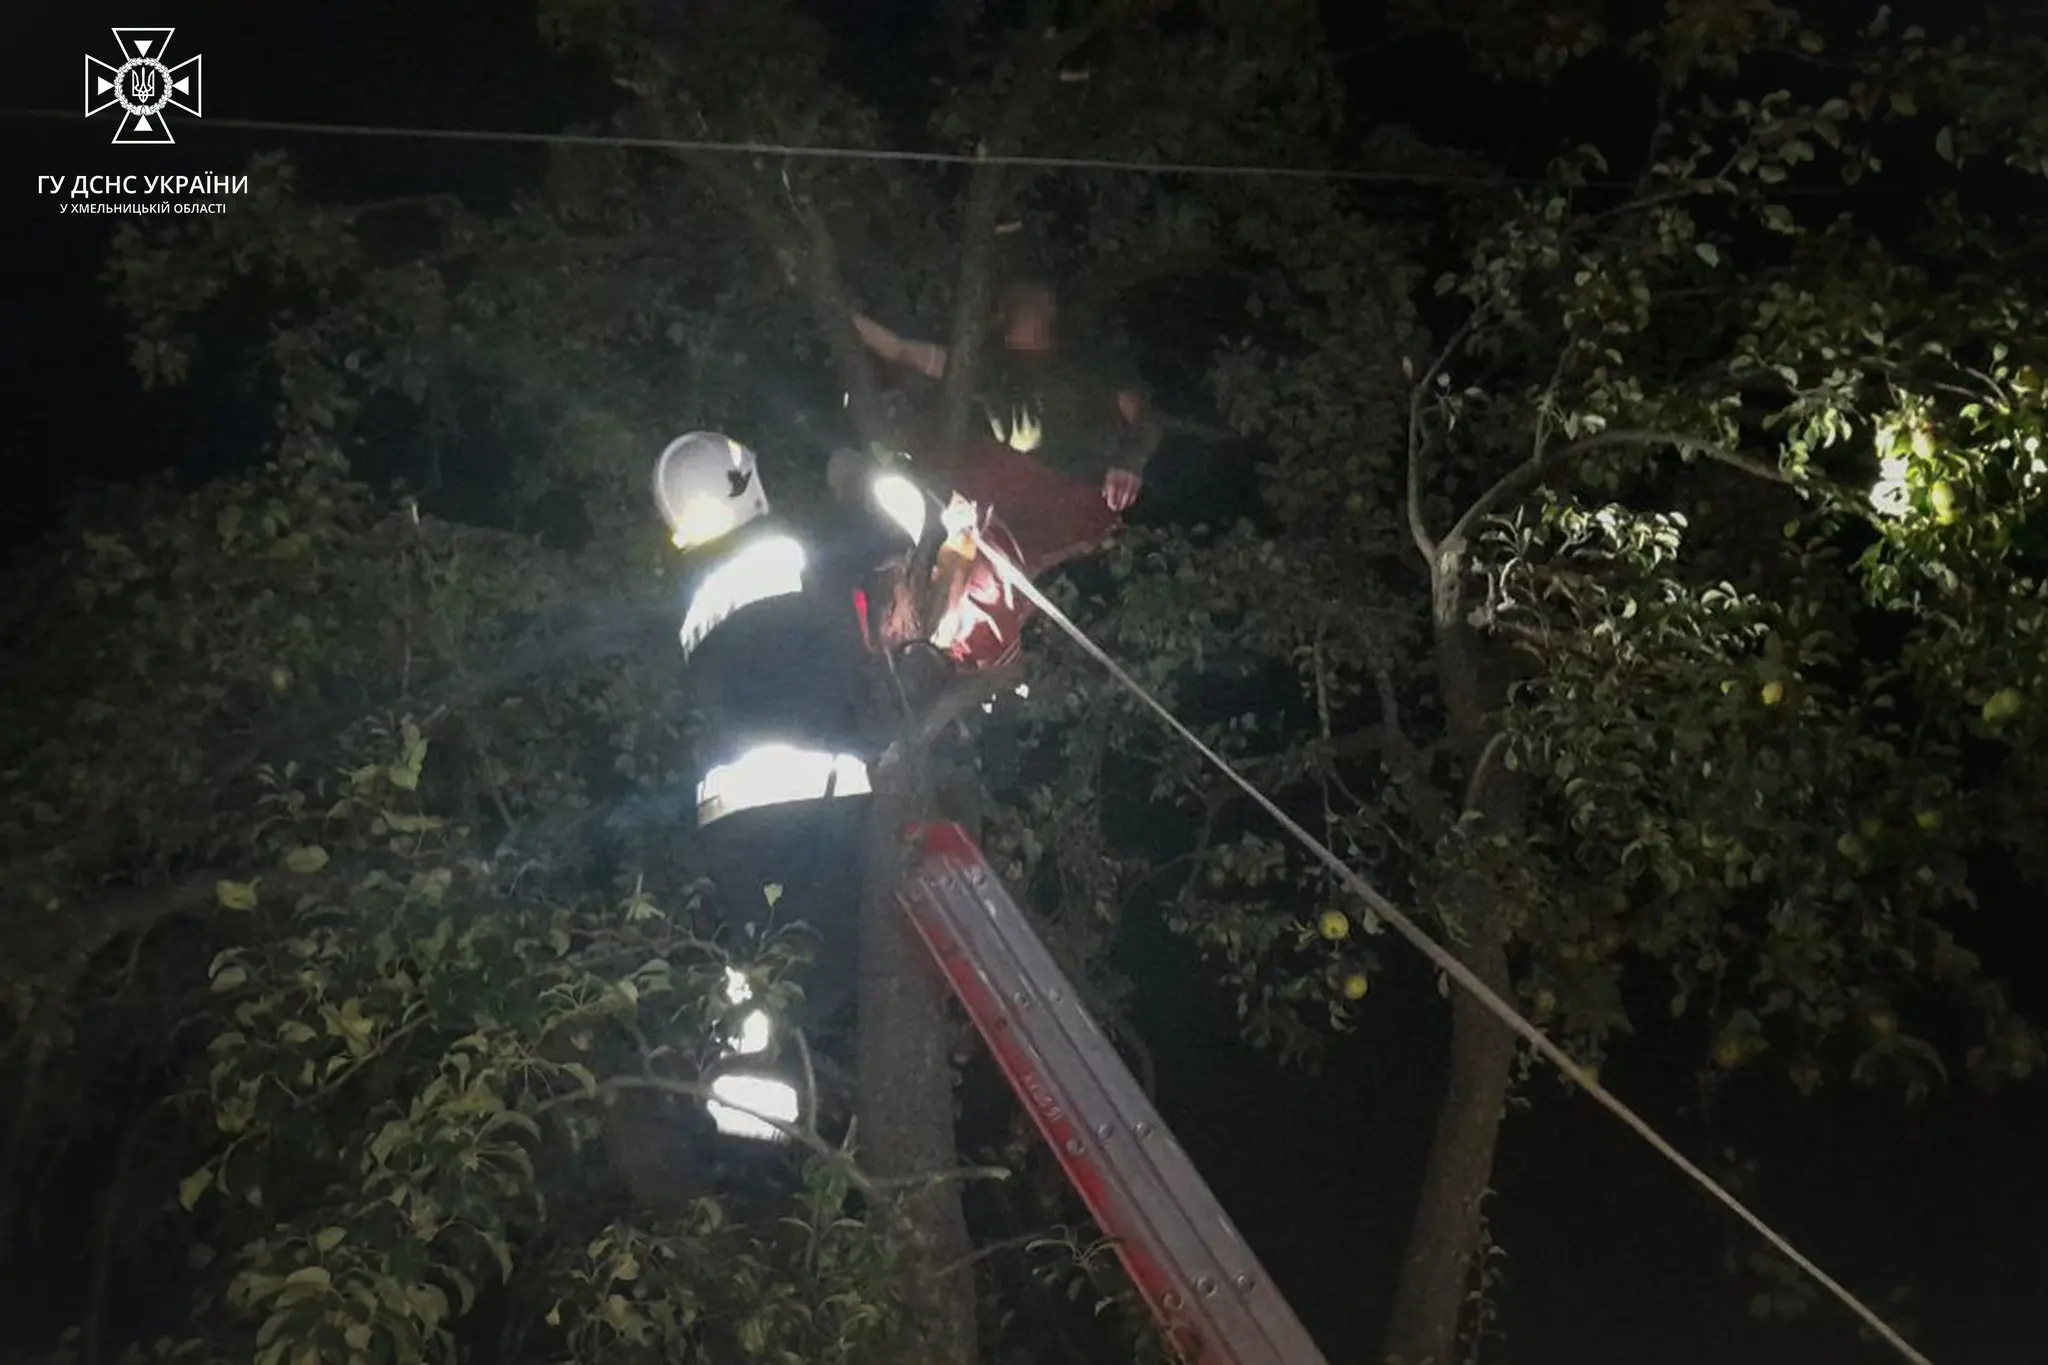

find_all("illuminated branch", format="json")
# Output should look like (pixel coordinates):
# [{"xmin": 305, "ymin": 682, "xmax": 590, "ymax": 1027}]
[
  {"xmin": 541, "ymin": 1075, "xmax": 1010, "ymax": 1194},
  {"xmin": 1440, "ymin": 428, "xmax": 1788, "ymax": 560}
]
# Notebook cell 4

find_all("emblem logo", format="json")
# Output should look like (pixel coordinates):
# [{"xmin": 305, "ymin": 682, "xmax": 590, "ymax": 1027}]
[{"xmin": 85, "ymin": 28, "xmax": 202, "ymax": 145}]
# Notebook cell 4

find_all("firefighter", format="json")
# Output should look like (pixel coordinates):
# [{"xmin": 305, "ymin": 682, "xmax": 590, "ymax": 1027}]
[{"xmin": 654, "ymin": 431, "xmax": 897, "ymax": 1138}]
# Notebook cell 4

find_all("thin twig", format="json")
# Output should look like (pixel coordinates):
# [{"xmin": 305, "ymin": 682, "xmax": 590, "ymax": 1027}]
[
  {"xmin": 1461, "ymin": 731, "xmax": 1510, "ymax": 817},
  {"xmin": 928, "ymin": 1230, "xmax": 1053, "ymax": 1282},
  {"xmin": 793, "ymin": 1026, "xmax": 821, "ymax": 1135}
]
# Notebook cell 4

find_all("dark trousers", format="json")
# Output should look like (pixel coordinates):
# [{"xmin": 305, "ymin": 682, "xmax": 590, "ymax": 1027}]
[{"xmin": 694, "ymin": 794, "xmax": 869, "ymax": 1029}]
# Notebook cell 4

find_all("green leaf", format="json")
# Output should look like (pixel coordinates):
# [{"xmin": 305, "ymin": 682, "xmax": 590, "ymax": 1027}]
[
  {"xmin": 368, "ymin": 1120, "xmax": 409, "ymax": 1164},
  {"xmin": 382, "ymin": 810, "xmax": 442, "ymax": 834},
  {"xmin": 407, "ymin": 1283, "xmax": 448, "ymax": 1327},
  {"xmin": 1694, "ymin": 242, "xmax": 1720, "ymax": 268},
  {"xmin": 210, "ymin": 965, "xmax": 248, "ymax": 993},
  {"xmin": 284, "ymin": 1266, "xmax": 332, "ymax": 1291},
  {"xmin": 1983, "ymin": 688, "xmax": 2026, "ymax": 723},
  {"xmin": 178, "ymin": 1167, "xmax": 213, "ymax": 1210},
  {"xmin": 284, "ymin": 845, "xmax": 330, "ymax": 874},
  {"xmin": 1935, "ymin": 125, "xmax": 1955, "ymax": 163},
  {"xmin": 315, "ymin": 1227, "xmax": 346, "ymax": 1252},
  {"xmin": 215, "ymin": 879, "xmax": 259, "ymax": 911}
]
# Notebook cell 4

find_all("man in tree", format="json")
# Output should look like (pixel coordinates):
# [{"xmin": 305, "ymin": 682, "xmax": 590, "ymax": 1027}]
[{"xmin": 851, "ymin": 275, "xmax": 1162, "ymax": 669}]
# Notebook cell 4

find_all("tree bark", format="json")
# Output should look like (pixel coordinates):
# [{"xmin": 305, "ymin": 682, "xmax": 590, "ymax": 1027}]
[
  {"xmin": 1383, "ymin": 569, "xmax": 1523, "ymax": 1365},
  {"xmin": 855, "ymin": 757, "xmax": 980, "ymax": 1364},
  {"xmin": 1381, "ymin": 921, "xmax": 1514, "ymax": 1365}
]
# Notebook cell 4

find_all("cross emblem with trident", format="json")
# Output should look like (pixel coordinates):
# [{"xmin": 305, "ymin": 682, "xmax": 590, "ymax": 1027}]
[{"xmin": 85, "ymin": 28, "xmax": 203, "ymax": 145}]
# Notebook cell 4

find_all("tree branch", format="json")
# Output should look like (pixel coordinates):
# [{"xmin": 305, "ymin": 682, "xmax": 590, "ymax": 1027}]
[
  {"xmin": 792, "ymin": 210, "xmax": 894, "ymax": 454},
  {"xmin": 0, "ymin": 874, "xmax": 219, "ymax": 1241},
  {"xmin": 631, "ymin": 97, "xmax": 892, "ymax": 452},
  {"xmin": 538, "ymin": 1075, "xmax": 1010, "ymax": 1196},
  {"xmin": 1366, "ymin": 642, "xmax": 1454, "ymax": 841},
  {"xmin": 937, "ymin": 5, "xmax": 1131, "ymax": 446},
  {"xmin": 1461, "ymin": 730, "xmax": 1510, "ymax": 818},
  {"xmin": 878, "ymin": 661, "xmax": 1025, "ymax": 769},
  {"xmin": 1406, "ymin": 309, "xmax": 1489, "ymax": 570},
  {"xmin": 1440, "ymin": 428, "xmax": 1788, "ymax": 558}
]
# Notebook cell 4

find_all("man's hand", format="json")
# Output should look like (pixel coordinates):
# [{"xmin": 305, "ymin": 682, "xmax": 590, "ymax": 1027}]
[
  {"xmin": 1103, "ymin": 467, "xmax": 1143, "ymax": 512},
  {"xmin": 1106, "ymin": 388, "xmax": 1150, "ymax": 510}
]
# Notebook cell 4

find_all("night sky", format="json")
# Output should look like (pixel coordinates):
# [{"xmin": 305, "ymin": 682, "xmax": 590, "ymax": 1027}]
[{"xmin": 6, "ymin": 2, "xmax": 2045, "ymax": 1361}]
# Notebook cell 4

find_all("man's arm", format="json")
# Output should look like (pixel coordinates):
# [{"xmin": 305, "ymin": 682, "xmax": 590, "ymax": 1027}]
[
  {"xmin": 1102, "ymin": 389, "xmax": 1161, "ymax": 511},
  {"xmin": 852, "ymin": 313, "xmax": 949, "ymax": 379}
]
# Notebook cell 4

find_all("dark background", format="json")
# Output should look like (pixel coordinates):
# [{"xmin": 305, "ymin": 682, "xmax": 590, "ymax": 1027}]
[{"xmin": 5, "ymin": 3, "xmax": 2043, "ymax": 1360}]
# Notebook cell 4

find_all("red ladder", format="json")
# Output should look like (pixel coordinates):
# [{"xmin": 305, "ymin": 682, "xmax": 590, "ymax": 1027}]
[{"xmin": 898, "ymin": 821, "xmax": 1332, "ymax": 1365}]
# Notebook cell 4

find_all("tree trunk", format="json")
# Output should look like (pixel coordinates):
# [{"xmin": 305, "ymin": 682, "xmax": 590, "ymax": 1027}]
[
  {"xmin": 1381, "ymin": 924, "xmax": 1514, "ymax": 1365},
  {"xmin": 1383, "ymin": 578, "xmax": 1524, "ymax": 1365},
  {"xmin": 856, "ymin": 767, "xmax": 980, "ymax": 1364}
]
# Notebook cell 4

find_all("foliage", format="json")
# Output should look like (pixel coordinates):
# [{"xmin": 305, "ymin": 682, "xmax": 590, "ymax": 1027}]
[
  {"xmin": 1009, "ymin": 0, "xmax": 2048, "ymax": 1094},
  {"xmin": 10, "ymin": 2, "xmax": 2048, "ymax": 1364},
  {"xmin": 996, "ymin": 0, "xmax": 2048, "ymax": 1356},
  {"xmin": 1, "ymin": 441, "xmax": 915, "ymax": 1363}
]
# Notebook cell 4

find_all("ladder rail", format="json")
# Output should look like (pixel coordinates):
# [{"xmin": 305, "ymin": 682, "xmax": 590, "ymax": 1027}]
[
  {"xmin": 900, "ymin": 821, "xmax": 1331, "ymax": 1365},
  {"xmin": 906, "ymin": 882, "xmax": 1204, "ymax": 1360}
]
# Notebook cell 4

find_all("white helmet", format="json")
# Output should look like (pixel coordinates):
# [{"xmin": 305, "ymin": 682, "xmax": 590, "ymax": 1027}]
[{"xmin": 653, "ymin": 431, "xmax": 771, "ymax": 550}]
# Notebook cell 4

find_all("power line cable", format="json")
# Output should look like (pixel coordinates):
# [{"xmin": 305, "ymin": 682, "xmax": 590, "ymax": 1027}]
[{"xmin": 5, "ymin": 107, "xmax": 1547, "ymax": 187}]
